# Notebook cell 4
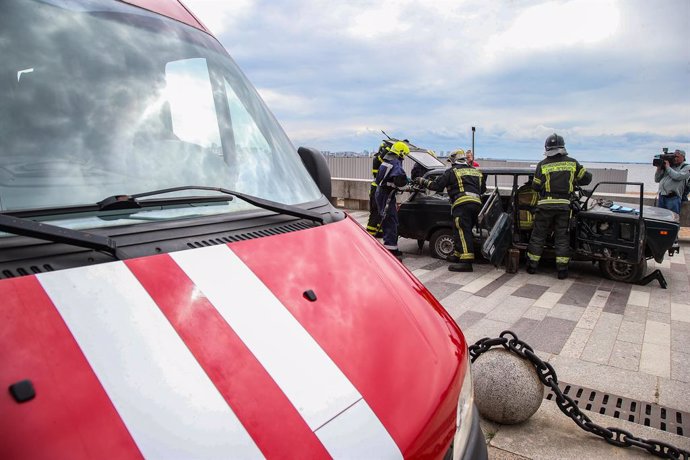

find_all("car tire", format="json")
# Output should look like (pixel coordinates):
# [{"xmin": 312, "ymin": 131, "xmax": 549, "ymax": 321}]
[
  {"xmin": 429, "ymin": 228, "xmax": 455, "ymax": 260},
  {"xmin": 599, "ymin": 258, "xmax": 647, "ymax": 283}
]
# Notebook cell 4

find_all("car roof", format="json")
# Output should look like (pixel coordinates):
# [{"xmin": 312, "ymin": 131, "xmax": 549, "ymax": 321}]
[
  {"xmin": 120, "ymin": 0, "xmax": 210, "ymax": 33},
  {"xmin": 480, "ymin": 167, "xmax": 535, "ymax": 175},
  {"xmin": 426, "ymin": 166, "xmax": 535, "ymax": 175}
]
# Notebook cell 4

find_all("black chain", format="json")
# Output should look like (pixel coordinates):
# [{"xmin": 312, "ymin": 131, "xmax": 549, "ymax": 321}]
[{"xmin": 469, "ymin": 331, "xmax": 690, "ymax": 459}]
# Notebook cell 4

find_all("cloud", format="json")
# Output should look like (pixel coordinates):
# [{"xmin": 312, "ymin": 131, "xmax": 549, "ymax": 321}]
[
  {"xmin": 182, "ymin": 0, "xmax": 690, "ymax": 162},
  {"xmin": 485, "ymin": 0, "xmax": 620, "ymax": 58},
  {"xmin": 182, "ymin": 0, "xmax": 254, "ymax": 36}
]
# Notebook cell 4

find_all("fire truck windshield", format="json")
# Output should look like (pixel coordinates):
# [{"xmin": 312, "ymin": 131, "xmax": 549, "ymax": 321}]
[{"xmin": 0, "ymin": 0, "xmax": 321, "ymax": 215}]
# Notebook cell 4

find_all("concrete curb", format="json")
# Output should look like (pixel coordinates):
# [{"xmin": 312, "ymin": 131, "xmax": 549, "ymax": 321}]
[{"xmin": 482, "ymin": 399, "xmax": 690, "ymax": 459}]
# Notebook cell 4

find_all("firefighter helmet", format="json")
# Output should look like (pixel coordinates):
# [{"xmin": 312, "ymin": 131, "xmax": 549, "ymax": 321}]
[
  {"xmin": 544, "ymin": 133, "xmax": 567, "ymax": 157},
  {"xmin": 448, "ymin": 149, "xmax": 466, "ymax": 163},
  {"xmin": 390, "ymin": 141, "xmax": 410, "ymax": 157}
]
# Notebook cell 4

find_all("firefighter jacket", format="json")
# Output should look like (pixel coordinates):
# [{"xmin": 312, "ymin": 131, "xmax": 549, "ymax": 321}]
[
  {"xmin": 370, "ymin": 143, "xmax": 388, "ymax": 188},
  {"xmin": 422, "ymin": 163, "xmax": 486, "ymax": 214},
  {"xmin": 532, "ymin": 154, "xmax": 592, "ymax": 209},
  {"xmin": 375, "ymin": 154, "xmax": 408, "ymax": 192}
]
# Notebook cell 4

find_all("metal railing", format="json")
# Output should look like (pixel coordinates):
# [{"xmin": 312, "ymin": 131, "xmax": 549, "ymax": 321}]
[{"xmin": 325, "ymin": 156, "xmax": 629, "ymax": 193}]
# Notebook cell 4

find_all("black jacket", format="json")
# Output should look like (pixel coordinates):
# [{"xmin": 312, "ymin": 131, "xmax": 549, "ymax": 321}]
[
  {"xmin": 423, "ymin": 163, "xmax": 486, "ymax": 213},
  {"xmin": 532, "ymin": 154, "xmax": 592, "ymax": 208}
]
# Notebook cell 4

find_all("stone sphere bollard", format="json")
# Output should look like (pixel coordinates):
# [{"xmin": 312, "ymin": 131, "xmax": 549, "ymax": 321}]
[{"xmin": 472, "ymin": 348, "xmax": 543, "ymax": 424}]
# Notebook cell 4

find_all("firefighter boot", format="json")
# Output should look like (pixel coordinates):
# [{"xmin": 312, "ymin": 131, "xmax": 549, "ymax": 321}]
[
  {"xmin": 557, "ymin": 266, "xmax": 569, "ymax": 280},
  {"xmin": 448, "ymin": 262, "xmax": 473, "ymax": 272},
  {"xmin": 526, "ymin": 261, "xmax": 538, "ymax": 275},
  {"xmin": 446, "ymin": 254, "xmax": 460, "ymax": 263},
  {"xmin": 388, "ymin": 248, "xmax": 403, "ymax": 261}
]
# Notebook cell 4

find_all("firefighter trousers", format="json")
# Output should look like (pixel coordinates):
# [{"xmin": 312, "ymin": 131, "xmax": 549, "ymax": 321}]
[
  {"xmin": 453, "ymin": 202, "xmax": 481, "ymax": 261},
  {"xmin": 527, "ymin": 207, "xmax": 571, "ymax": 268},
  {"xmin": 366, "ymin": 185, "xmax": 382, "ymax": 236},
  {"xmin": 375, "ymin": 188, "xmax": 399, "ymax": 250}
]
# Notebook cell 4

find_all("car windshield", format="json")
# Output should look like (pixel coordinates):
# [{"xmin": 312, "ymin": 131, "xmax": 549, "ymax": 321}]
[
  {"xmin": 408, "ymin": 150, "xmax": 445, "ymax": 169},
  {"xmin": 0, "ymin": 0, "xmax": 321, "ymax": 215}
]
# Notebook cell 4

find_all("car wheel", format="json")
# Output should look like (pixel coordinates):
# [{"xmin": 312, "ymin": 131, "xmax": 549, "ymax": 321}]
[
  {"xmin": 599, "ymin": 259, "xmax": 647, "ymax": 283},
  {"xmin": 429, "ymin": 228, "xmax": 454, "ymax": 259}
]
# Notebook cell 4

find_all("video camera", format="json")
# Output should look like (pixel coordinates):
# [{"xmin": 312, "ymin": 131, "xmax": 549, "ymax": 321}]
[{"xmin": 652, "ymin": 147, "xmax": 677, "ymax": 167}]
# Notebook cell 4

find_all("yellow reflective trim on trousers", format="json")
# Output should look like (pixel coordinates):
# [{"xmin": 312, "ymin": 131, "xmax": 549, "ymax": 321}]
[
  {"xmin": 452, "ymin": 195, "xmax": 482, "ymax": 207},
  {"xmin": 556, "ymin": 256, "xmax": 570, "ymax": 264},
  {"xmin": 527, "ymin": 252, "xmax": 541, "ymax": 261},
  {"xmin": 371, "ymin": 181, "xmax": 378, "ymax": 187},
  {"xmin": 455, "ymin": 217, "xmax": 469, "ymax": 255},
  {"xmin": 537, "ymin": 198, "xmax": 570, "ymax": 206}
]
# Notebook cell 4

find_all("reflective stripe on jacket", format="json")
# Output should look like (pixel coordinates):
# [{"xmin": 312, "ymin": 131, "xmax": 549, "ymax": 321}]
[
  {"xmin": 370, "ymin": 146, "xmax": 386, "ymax": 187},
  {"xmin": 375, "ymin": 155, "xmax": 408, "ymax": 190},
  {"xmin": 532, "ymin": 154, "xmax": 591, "ymax": 208},
  {"xmin": 425, "ymin": 164, "xmax": 486, "ymax": 212}
]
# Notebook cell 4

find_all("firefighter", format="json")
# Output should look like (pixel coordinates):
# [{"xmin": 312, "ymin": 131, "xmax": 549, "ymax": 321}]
[
  {"xmin": 411, "ymin": 149, "xmax": 437, "ymax": 180},
  {"xmin": 365, "ymin": 141, "xmax": 390, "ymax": 237},
  {"xmin": 414, "ymin": 149, "xmax": 485, "ymax": 272},
  {"xmin": 526, "ymin": 133, "xmax": 592, "ymax": 279},
  {"xmin": 375, "ymin": 141, "xmax": 410, "ymax": 258}
]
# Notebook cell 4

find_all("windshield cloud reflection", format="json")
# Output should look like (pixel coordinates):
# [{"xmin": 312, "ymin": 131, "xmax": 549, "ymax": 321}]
[{"xmin": 0, "ymin": 0, "xmax": 320, "ymax": 213}]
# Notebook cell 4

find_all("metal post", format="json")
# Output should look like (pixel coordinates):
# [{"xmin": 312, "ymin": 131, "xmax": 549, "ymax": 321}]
[{"xmin": 472, "ymin": 126, "xmax": 476, "ymax": 156}]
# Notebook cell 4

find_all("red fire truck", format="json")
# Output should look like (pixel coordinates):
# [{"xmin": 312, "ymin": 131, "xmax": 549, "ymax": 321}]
[{"xmin": 0, "ymin": 1, "xmax": 486, "ymax": 458}]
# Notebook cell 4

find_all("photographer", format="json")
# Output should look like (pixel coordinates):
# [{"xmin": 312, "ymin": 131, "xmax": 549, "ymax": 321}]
[{"xmin": 654, "ymin": 149, "xmax": 690, "ymax": 214}]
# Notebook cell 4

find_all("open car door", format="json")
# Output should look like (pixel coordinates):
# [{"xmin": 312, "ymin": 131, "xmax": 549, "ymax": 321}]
[{"xmin": 479, "ymin": 187, "xmax": 513, "ymax": 266}]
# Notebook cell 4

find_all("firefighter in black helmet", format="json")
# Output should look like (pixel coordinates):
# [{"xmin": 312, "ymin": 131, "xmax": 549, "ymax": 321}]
[
  {"xmin": 526, "ymin": 133, "xmax": 592, "ymax": 279},
  {"xmin": 365, "ymin": 142, "xmax": 389, "ymax": 237},
  {"xmin": 414, "ymin": 149, "xmax": 485, "ymax": 272}
]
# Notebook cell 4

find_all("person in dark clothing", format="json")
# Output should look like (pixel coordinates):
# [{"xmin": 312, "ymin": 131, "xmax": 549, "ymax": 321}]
[
  {"xmin": 655, "ymin": 149, "xmax": 689, "ymax": 212},
  {"xmin": 414, "ymin": 150, "xmax": 485, "ymax": 272},
  {"xmin": 365, "ymin": 142, "xmax": 390, "ymax": 237},
  {"xmin": 374, "ymin": 141, "xmax": 410, "ymax": 258},
  {"xmin": 526, "ymin": 133, "xmax": 592, "ymax": 279},
  {"xmin": 410, "ymin": 149, "xmax": 438, "ymax": 180}
]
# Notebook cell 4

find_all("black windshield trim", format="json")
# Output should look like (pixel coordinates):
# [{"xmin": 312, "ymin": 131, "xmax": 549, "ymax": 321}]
[{"xmin": 0, "ymin": 213, "xmax": 120, "ymax": 258}]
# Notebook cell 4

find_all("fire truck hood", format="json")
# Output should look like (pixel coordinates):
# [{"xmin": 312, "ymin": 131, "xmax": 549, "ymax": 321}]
[{"xmin": 1, "ymin": 216, "xmax": 466, "ymax": 459}]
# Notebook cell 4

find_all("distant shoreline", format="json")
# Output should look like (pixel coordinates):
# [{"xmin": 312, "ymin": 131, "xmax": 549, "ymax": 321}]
[{"xmin": 323, "ymin": 153, "xmax": 650, "ymax": 165}]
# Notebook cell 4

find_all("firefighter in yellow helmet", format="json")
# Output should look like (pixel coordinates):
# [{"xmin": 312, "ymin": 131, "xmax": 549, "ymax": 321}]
[
  {"xmin": 374, "ymin": 141, "xmax": 410, "ymax": 259},
  {"xmin": 526, "ymin": 134, "xmax": 592, "ymax": 279}
]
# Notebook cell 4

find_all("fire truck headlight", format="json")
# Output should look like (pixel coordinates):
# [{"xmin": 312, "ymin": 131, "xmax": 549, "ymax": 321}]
[{"xmin": 452, "ymin": 351, "xmax": 475, "ymax": 460}]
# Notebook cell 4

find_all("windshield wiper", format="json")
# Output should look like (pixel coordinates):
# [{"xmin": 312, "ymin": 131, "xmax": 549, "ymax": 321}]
[
  {"xmin": 97, "ymin": 186, "xmax": 325, "ymax": 224},
  {"xmin": 0, "ymin": 214, "xmax": 121, "ymax": 259}
]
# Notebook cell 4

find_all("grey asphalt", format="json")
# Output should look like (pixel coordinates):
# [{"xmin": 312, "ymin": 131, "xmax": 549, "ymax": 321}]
[{"xmin": 347, "ymin": 209, "xmax": 690, "ymax": 459}]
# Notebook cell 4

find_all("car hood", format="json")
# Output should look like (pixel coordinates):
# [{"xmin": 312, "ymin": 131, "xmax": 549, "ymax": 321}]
[
  {"xmin": 0, "ymin": 216, "xmax": 466, "ymax": 459},
  {"xmin": 641, "ymin": 205, "xmax": 680, "ymax": 224}
]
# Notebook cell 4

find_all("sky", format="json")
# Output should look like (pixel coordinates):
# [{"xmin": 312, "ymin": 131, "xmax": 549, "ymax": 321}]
[{"xmin": 182, "ymin": 0, "xmax": 689, "ymax": 162}]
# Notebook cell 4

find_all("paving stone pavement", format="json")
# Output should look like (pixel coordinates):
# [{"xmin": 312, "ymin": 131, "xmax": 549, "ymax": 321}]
[{"xmin": 347, "ymin": 209, "xmax": 690, "ymax": 458}]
